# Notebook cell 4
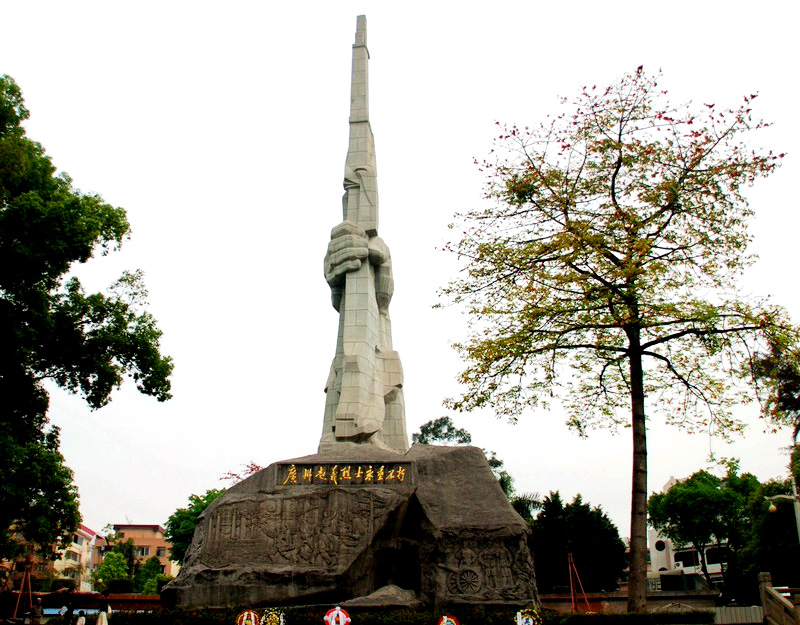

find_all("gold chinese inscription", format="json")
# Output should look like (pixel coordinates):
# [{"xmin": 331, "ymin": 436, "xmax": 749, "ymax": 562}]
[{"xmin": 279, "ymin": 463, "xmax": 412, "ymax": 486}]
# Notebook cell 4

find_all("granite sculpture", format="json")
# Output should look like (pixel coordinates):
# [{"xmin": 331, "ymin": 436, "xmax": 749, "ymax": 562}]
[
  {"xmin": 319, "ymin": 15, "xmax": 407, "ymax": 453},
  {"xmin": 162, "ymin": 16, "xmax": 538, "ymax": 610},
  {"xmin": 163, "ymin": 446, "xmax": 537, "ymax": 608}
]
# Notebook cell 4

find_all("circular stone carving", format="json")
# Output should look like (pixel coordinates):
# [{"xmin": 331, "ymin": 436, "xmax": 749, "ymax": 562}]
[
  {"xmin": 456, "ymin": 568, "xmax": 481, "ymax": 594},
  {"xmin": 447, "ymin": 572, "xmax": 460, "ymax": 594}
]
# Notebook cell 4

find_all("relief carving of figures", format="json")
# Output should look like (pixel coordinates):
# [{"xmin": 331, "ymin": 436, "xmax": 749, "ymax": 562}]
[
  {"xmin": 479, "ymin": 545, "xmax": 513, "ymax": 590},
  {"xmin": 197, "ymin": 490, "xmax": 398, "ymax": 570}
]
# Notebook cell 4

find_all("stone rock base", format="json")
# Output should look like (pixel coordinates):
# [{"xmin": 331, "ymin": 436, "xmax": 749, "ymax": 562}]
[{"xmin": 162, "ymin": 445, "xmax": 538, "ymax": 608}]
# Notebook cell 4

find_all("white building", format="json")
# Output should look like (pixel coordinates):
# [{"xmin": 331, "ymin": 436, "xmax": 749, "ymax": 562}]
[
  {"xmin": 52, "ymin": 524, "xmax": 101, "ymax": 591},
  {"xmin": 648, "ymin": 477, "xmax": 728, "ymax": 591}
]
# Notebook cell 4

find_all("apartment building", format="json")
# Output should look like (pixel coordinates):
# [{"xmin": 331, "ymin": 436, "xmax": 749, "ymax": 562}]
[
  {"xmin": 111, "ymin": 524, "xmax": 179, "ymax": 577},
  {"xmin": 0, "ymin": 524, "xmax": 101, "ymax": 592},
  {"xmin": 52, "ymin": 524, "xmax": 101, "ymax": 591}
]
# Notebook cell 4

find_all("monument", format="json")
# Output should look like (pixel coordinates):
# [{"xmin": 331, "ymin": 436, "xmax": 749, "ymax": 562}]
[
  {"xmin": 162, "ymin": 16, "xmax": 539, "ymax": 610},
  {"xmin": 319, "ymin": 15, "xmax": 407, "ymax": 454}
]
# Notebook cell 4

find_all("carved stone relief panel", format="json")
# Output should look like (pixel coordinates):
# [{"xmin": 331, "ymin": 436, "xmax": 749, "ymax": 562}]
[
  {"xmin": 437, "ymin": 538, "xmax": 532, "ymax": 600},
  {"xmin": 195, "ymin": 489, "xmax": 402, "ymax": 571}
]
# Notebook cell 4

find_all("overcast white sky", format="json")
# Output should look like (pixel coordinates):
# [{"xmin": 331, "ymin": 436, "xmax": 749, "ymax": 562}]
[{"xmin": 2, "ymin": 1, "xmax": 799, "ymax": 539}]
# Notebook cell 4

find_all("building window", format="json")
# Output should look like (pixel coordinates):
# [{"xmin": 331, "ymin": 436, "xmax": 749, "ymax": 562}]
[
  {"xmin": 706, "ymin": 546, "xmax": 729, "ymax": 565},
  {"xmin": 65, "ymin": 551, "xmax": 81, "ymax": 562},
  {"xmin": 655, "ymin": 540, "xmax": 666, "ymax": 551},
  {"xmin": 116, "ymin": 532, "xmax": 125, "ymax": 538},
  {"xmin": 674, "ymin": 550, "xmax": 700, "ymax": 567},
  {"xmin": 156, "ymin": 547, "xmax": 166, "ymax": 558},
  {"xmin": 73, "ymin": 535, "xmax": 83, "ymax": 545},
  {"xmin": 135, "ymin": 546, "xmax": 150, "ymax": 557},
  {"xmin": 37, "ymin": 564, "xmax": 49, "ymax": 572}
]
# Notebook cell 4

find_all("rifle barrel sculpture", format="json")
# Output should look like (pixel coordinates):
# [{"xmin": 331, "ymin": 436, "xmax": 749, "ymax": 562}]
[{"xmin": 319, "ymin": 15, "xmax": 408, "ymax": 453}]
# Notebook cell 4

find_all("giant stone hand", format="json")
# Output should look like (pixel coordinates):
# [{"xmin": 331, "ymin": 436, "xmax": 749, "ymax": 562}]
[
  {"xmin": 324, "ymin": 220, "xmax": 392, "ymax": 312},
  {"xmin": 325, "ymin": 221, "xmax": 369, "ymax": 288}
]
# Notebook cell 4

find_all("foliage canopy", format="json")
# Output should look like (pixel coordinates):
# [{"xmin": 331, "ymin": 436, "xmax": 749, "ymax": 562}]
[
  {"xmin": 165, "ymin": 489, "xmax": 224, "ymax": 563},
  {"xmin": 137, "ymin": 555, "xmax": 170, "ymax": 594},
  {"xmin": 740, "ymin": 477, "xmax": 800, "ymax": 591},
  {"xmin": 0, "ymin": 74, "xmax": 173, "ymax": 559},
  {"xmin": 91, "ymin": 551, "xmax": 129, "ymax": 593},
  {"xmin": 441, "ymin": 68, "xmax": 792, "ymax": 610},
  {"xmin": 411, "ymin": 416, "xmax": 472, "ymax": 445},
  {"xmin": 648, "ymin": 468, "xmax": 759, "ymax": 592},
  {"xmin": 410, "ymin": 416, "xmax": 524, "ymax": 499},
  {"xmin": 647, "ymin": 460, "xmax": 800, "ymax": 604},
  {"xmin": 530, "ymin": 491, "xmax": 626, "ymax": 593}
]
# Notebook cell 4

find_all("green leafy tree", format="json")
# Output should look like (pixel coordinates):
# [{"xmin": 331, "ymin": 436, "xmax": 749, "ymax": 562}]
[
  {"xmin": 0, "ymin": 419, "xmax": 80, "ymax": 559},
  {"xmin": 135, "ymin": 555, "xmax": 163, "ymax": 593},
  {"xmin": 91, "ymin": 551, "xmax": 128, "ymax": 593},
  {"xmin": 108, "ymin": 537, "xmax": 137, "ymax": 580},
  {"xmin": 412, "ymin": 416, "xmax": 472, "ymax": 445},
  {"xmin": 530, "ymin": 491, "xmax": 626, "ymax": 593},
  {"xmin": 411, "ymin": 417, "xmax": 538, "ymax": 505},
  {"xmin": 440, "ymin": 68, "xmax": 793, "ymax": 610},
  {"xmin": 739, "ymin": 478, "xmax": 800, "ymax": 592},
  {"xmin": 0, "ymin": 74, "xmax": 173, "ymax": 559},
  {"xmin": 648, "ymin": 468, "xmax": 758, "ymax": 592},
  {"xmin": 716, "ymin": 467, "xmax": 763, "ymax": 602},
  {"xmin": 165, "ymin": 489, "xmax": 224, "ymax": 563},
  {"xmin": 142, "ymin": 573, "xmax": 172, "ymax": 595}
]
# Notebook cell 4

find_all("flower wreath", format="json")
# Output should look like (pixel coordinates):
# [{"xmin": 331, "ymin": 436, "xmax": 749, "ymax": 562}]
[
  {"xmin": 323, "ymin": 606, "xmax": 351, "ymax": 625},
  {"xmin": 515, "ymin": 609, "xmax": 542, "ymax": 625},
  {"xmin": 260, "ymin": 609, "xmax": 285, "ymax": 625},
  {"xmin": 438, "ymin": 616, "xmax": 459, "ymax": 625},
  {"xmin": 236, "ymin": 610, "xmax": 260, "ymax": 625}
]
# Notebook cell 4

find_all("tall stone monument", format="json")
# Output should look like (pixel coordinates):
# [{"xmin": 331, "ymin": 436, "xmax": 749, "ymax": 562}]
[
  {"xmin": 319, "ymin": 15, "xmax": 407, "ymax": 454},
  {"xmin": 162, "ymin": 16, "xmax": 538, "ymax": 610}
]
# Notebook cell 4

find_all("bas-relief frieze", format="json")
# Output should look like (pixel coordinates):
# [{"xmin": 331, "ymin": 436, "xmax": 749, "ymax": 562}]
[
  {"xmin": 438, "ymin": 539, "xmax": 536, "ymax": 600},
  {"xmin": 197, "ymin": 489, "xmax": 398, "ymax": 569}
]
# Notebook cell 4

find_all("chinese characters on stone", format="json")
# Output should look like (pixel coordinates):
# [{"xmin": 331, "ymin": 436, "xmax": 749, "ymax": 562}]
[{"xmin": 278, "ymin": 463, "xmax": 412, "ymax": 486}]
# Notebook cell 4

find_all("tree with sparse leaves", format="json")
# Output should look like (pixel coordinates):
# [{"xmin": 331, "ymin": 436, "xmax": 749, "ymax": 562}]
[
  {"xmin": 440, "ymin": 68, "xmax": 794, "ymax": 610},
  {"xmin": 752, "ymin": 342, "xmax": 800, "ymax": 440},
  {"xmin": 0, "ymin": 74, "xmax": 173, "ymax": 560}
]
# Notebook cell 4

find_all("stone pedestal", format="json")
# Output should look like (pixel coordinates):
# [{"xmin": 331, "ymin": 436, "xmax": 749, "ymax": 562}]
[{"xmin": 163, "ymin": 445, "xmax": 538, "ymax": 608}]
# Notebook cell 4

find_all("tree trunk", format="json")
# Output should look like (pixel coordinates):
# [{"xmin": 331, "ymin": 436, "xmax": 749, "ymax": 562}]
[
  {"xmin": 716, "ymin": 538, "xmax": 727, "ymax": 590},
  {"xmin": 695, "ymin": 541, "xmax": 714, "ymax": 589},
  {"xmin": 627, "ymin": 337, "xmax": 648, "ymax": 612}
]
